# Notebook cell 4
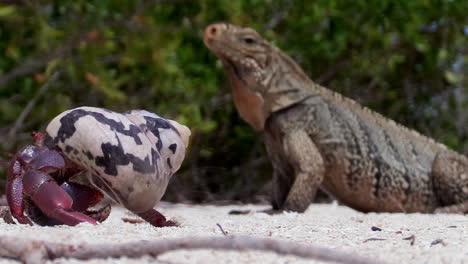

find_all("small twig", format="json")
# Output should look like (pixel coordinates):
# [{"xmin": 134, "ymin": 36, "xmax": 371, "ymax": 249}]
[
  {"xmin": 8, "ymin": 72, "xmax": 60, "ymax": 139},
  {"xmin": 363, "ymin": 238, "xmax": 387, "ymax": 243},
  {"xmin": 403, "ymin": 235, "xmax": 415, "ymax": 246},
  {"xmin": 122, "ymin": 217, "xmax": 145, "ymax": 224},
  {"xmin": 0, "ymin": 57, "xmax": 54, "ymax": 88},
  {"xmin": 0, "ymin": 235, "xmax": 384, "ymax": 264},
  {"xmin": 216, "ymin": 223, "xmax": 229, "ymax": 235},
  {"xmin": 430, "ymin": 239, "xmax": 446, "ymax": 247},
  {"xmin": 228, "ymin": 209, "xmax": 252, "ymax": 215}
]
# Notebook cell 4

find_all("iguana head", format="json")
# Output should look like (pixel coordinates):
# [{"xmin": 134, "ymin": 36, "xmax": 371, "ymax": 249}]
[{"xmin": 204, "ymin": 23, "xmax": 312, "ymax": 130}]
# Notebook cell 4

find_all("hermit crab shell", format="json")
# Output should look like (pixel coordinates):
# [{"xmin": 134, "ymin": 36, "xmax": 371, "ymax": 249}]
[{"xmin": 45, "ymin": 106, "xmax": 190, "ymax": 213}]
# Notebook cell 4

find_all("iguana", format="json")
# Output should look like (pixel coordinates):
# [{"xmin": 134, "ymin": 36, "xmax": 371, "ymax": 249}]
[{"xmin": 203, "ymin": 23, "xmax": 468, "ymax": 214}]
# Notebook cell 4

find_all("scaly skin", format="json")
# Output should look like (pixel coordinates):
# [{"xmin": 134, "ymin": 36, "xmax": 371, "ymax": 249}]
[{"xmin": 204, "ymin": 23, "xmax": 468, "ymax": 214}]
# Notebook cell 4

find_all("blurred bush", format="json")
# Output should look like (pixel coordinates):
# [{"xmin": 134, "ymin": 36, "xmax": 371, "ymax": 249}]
[{"xmin": 0, "ymin": 0, "xmax": 466, "ymax": 203}]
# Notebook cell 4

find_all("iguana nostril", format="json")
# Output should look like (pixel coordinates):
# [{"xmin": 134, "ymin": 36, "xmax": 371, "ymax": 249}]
[
  {"xmin": 204, "ymin": 25, "xmax": 218, "ymax": 40},
  {"xmin": 210, "ymin": 26, "xmax": 217, "ymax": 35},
  {"xmin": 203, "ymin": 24, "xmax": 221, "ymax": 46}
]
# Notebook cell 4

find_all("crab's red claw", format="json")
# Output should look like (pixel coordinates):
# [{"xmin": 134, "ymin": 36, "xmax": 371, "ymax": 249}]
[
  {"xmin": 60, "ymin": 182, "xmax": 110, "ymax": 223},
  {"xmin": 60, "ymin": 182, "xmax": 104, "ymax": 212},
  {"xmin": 50, "ymin": 209, "xmax": 97, "ymax": 226},
  {"xmin": 23, "ymin": 170, "xmax": 97, "ymax": 226}
]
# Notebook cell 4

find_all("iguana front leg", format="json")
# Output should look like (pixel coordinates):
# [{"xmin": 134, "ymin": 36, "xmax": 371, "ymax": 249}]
[
  {"xmin": 432, "ymin": 154, "xmax": 468, "ymax": 213},
  {"xmin": 282, "ymin": 130, "xmax": 325, "ymax": 212}
]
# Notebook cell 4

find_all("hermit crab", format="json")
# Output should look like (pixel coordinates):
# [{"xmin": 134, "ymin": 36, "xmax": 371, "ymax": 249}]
[{"xmin": 5, "ymin": 106, "xmax": 190, "ymax": 227}]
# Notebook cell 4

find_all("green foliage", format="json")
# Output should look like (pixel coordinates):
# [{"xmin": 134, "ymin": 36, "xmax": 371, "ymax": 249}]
[{"xmin": 0, "ymin": 0, "xmax": 466, "ymax": 201}]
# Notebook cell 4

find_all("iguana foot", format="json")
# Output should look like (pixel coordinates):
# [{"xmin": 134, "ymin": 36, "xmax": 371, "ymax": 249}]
[
  {"xmin": 434, "ymin": 201, "xmax": 468, "ymax": 214},
  {"xmin": 432, "ymin": 154, "xmax": 468, "ymax": 211}
]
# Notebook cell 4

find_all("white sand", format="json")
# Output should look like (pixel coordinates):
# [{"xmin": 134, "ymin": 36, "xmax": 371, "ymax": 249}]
[{"xmin": 0, "ymin": 202, "xmax": 467, "ymax": 264}]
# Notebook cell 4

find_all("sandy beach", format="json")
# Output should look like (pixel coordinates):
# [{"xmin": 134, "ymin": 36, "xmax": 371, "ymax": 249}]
[{"xmin": 0, "ymin": 202, "xmax": 466, "ymax": 264}]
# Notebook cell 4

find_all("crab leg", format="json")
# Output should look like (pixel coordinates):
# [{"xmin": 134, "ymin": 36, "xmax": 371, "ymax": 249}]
[
  {"xmin": 6, "ymin": 158, "xmax": 33, "ymax": 225},
  {"xmin": 22, "ymin": 170, "xmax": 97, "ymax": 226},
  {"xmin": 84, "ymin": 204, "xmax": 112, "ymax": 223}
]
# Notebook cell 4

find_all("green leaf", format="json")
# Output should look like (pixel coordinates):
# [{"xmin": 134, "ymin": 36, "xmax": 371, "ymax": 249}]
[
  {"xmin": 0, "ymin": 5, "xmax": 15, "ymax": 18},
  {"xmin": 444, "ymin": 71, "xmax": 459, "ymax": 84},
  {"xmin": 45, "ymin": 60, "xmax": 60, "ymax": 76}
]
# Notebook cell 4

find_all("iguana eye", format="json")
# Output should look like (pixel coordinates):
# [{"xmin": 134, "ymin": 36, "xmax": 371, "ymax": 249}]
[{"xmin": 243, "ymin": 37, "xmax": 256, "ymax": 44}]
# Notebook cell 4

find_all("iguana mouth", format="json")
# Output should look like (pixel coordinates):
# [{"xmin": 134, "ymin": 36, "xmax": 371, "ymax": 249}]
[
  {"xmin": 218, "ymin": 55, "xmax": 245, "ymax": 84},
  {"xmin": 225, "ymin": 59, "xmax": 242, "ymax": 80}
]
